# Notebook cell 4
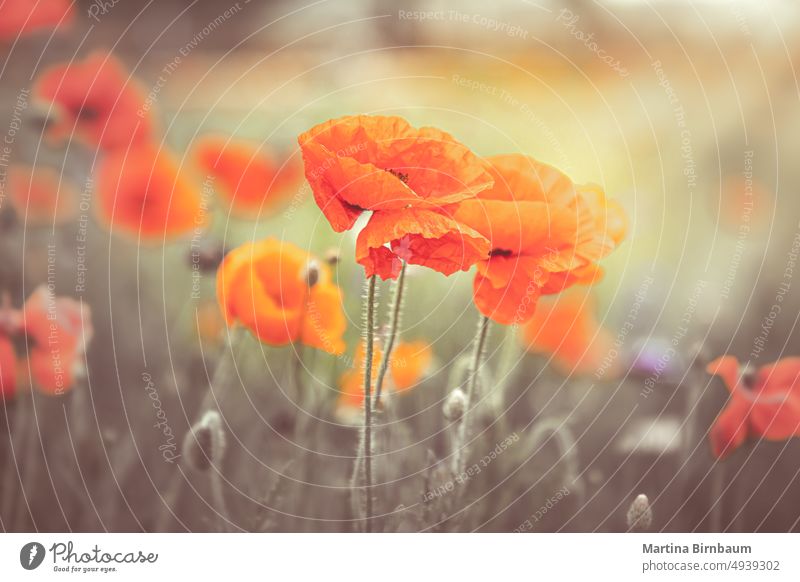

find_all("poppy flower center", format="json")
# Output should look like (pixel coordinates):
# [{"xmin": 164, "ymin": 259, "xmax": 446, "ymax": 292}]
[
  {"xmin": 489, "ymin": 248, "xmax": 514, "ymax": 258},
  {"xmin": 387, "ymin": 169, "xmax": 409, "ymax": 183},
  {"xmin": 738, "ymin": 363, "xmax": 758, "ymax": 391}
]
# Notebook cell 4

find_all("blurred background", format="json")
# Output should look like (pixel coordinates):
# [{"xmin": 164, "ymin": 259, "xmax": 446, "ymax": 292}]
[{"xmin": 2, "ymin": 0, "xmax": 800, "ymax": 532}]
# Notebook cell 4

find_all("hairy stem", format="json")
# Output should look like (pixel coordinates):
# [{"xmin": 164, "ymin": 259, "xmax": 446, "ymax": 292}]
[
  {"xmin": 361, "ymin": 275, "xmax": 377, "ymax": 532},
  {"xmin": 373, "ymin": 261, "xmax": 407, "ymax": 408},
  {"xmin": 452, "ymin": 315, "xmax": 491, "ymax": 478}
]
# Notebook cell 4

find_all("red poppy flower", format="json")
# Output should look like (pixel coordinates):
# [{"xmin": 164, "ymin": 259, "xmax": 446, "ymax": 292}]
[
  {"xmin": 298, "ymin": 115, "xmax": 493, "ymax": 279},
  {"xmin": 520, "ymin": 292, "xmax": 614, "ymax": 376},
  {"xmin": 217, "ymin": 238, "xmax": 346, "ymax": 354},
  {"xmin": 7, "ymin": 165, "xmax": 78, "ymax": 225},
  {"xmin": 706, "ymin": 356, "xmax": 800, "ymax": 459},
  {"xmin": 21, "ymin": 286, "xmax": 93, "ymax": 395},
  {"xmin": 34, "ymin": 51, "xmax": 155, "ymax": 152},
  {"xmin": 95, "ymin": 143, "xmax": 206, "ymax": 241},
  {"xmin": 0, "ymin": 0, "xmax": 72, "ymax": 41},
  {"xmin": 454, "ymin": 154, "xmax": 627, "ymax": 325},
  {"xmin": 194, "ymin": 135, "xmax": 302, "ymax": 218},
  {"xmin": 0, "ymin": 335, "xmax": 17, "ymax": 400}
]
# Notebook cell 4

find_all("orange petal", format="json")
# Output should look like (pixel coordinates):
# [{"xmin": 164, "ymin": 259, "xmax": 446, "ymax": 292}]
[
  {"xmin": 390, "ymin": 341, "xmax": 431, "ymax": 392},
  {"xmin": 706, "ymin": 356, "xmax": 741, "ymax": 393},
  {"xmin": 356, "ymin": 208, "xmax": 490, "ymax": 280},
  {"xmin": 302, "ymin": 282, "xmax": 347, "ymax": 355},
  {"xmin": 480, "ymin": 154, "xmax": 577, "ymax": 206},
  {"xmin": 709, "ymin": 394, "xmax": 751, "ymax": 459}
]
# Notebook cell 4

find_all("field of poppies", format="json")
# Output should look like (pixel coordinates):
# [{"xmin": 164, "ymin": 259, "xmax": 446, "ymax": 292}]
[{"xmin": 1, "ymin": 0, "xmax": 800, "ymax": 534}]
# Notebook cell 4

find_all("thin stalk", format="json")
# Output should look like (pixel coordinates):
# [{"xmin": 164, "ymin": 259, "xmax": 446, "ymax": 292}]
[
  {"xmin": 373, "ymin": 261, "xmax": 407, "ymax": 408},
  {"xmin": 361, "ymin": 275, "xmax": 378, "ymax": 532},
  {"xmin": 451, "ymin": 315, "xmax": 491, "ymax": 478},
  {"xmin": 209, "ymin": 469, "xmax": 232, "ymax": 532}
]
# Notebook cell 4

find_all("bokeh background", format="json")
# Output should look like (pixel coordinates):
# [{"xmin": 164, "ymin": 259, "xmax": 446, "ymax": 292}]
[{"xmin": 2, "ymin": 0, "xmax": 800, "ymax": 532}]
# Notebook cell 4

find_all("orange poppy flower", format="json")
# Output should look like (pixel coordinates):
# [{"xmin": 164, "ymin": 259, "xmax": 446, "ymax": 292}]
[
  {"xmin": 706, "ymin": 356, "xmax": 800, "ymax": 459},
  {"xmin": 7, "ymin": 165, "xmax": 78, "ymax": 225},
  {"xmin": 0, "ymin": 0, "xmax": 72, "ymax": 41},
  {"xmin": 19, "ymin": 285, "xmax": 93, "ymax": 396},
  {"xmin": 34, "ymin": 51, "xmax": 155, "ymax": 152},
  {"xmin": 454, "ymin": 155, "xmax": 627, "ymax": 325},
  {"xmin": 194, "ymin": 135, "xmax": 302, "ymax": 218},
  {"xmin": 520, "ymin": 292, "xmax": 613, "ymax": 376},
  {"xmin": 338, "ymin": 340, "xmax": 432, "ymax": 409},
  {"xmin": 298, "ymin": 115, "xmax": 493, "ymax": 279},
  {"xmin": 217, "ymin": 238, "xmax": 346, "ymax": 354},
  {"xmin": 95, "ymin": 143, "xmax": 205, "ymax": 240}
]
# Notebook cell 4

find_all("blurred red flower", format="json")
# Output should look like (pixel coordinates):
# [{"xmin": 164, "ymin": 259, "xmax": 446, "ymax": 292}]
[
  {"xmin": 0, "ymin": 0, "xmax": 72, "ymax": 41},
  {"xmin": 298, "ymin": 115, "xmax": 493, "ymax": 279},
  {"xmin": 217, "ymin": 238, "xmax": 346, "ymax": 354},
  {"xmin": 8, "ymin": 165, "xmax": 78, "ymax": 226},
  {"xmin": 520, "ymin": 292, "xmax": 614, "ymax": 377},
  {"xmin": 0, "ymin": 286, "xmax": 93, "ymax": 399},
  {"xmin": 194, "ymin": 135, "xmax": 302, "ymax": 218},
  {"xmin": 338, "ymin": 340, "xmax": 431, "ymax": 410},
  {"xmin": 96, "ymin": 143, "xmax": 206, "ymax": 241},
  {"xmin": 34, "ymin": 51, "xmax": 155, "ymax": 152},
  {"xmin": 454, "ymin": 155, "xmax": 627, "ymax": 325},
  {"xmin": 706, "ymin": 356, "xmax": 800, "ymax": 459}
]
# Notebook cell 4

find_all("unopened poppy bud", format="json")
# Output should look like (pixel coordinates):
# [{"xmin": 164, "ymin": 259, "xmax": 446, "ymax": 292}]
[
  {"xmin": 182, "ymin": 410, "xmax": 227, "ymax": 471},
  {"xmin": 324, "ymin": 248, "xmax": 340, "ymax": 266},
  {"xmin": 443, "ymin": 387, "xmax": 467, "ymax": 421},
  {"xmin": 302, "ymin": 260, "xmax": 320, "ymax": 288},
  {"xmin": 626, "ymin": 493, "xmax": 652, "ymax": 531},
  {"xmin": 188, "ymin": 239, "xmax": 226, "ymax": 273}
]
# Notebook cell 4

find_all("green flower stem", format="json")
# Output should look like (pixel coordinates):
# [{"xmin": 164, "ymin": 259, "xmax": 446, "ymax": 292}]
[{"xmin": 373, "ymin": 261, "xmax": 407, "ymax": 409}]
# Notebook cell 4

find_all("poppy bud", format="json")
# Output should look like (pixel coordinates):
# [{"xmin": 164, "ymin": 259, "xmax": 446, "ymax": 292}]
[
  {"xmin": 324, "ymin": 248, "xmax": 340, "ymax": 266},
  {"xmin": 182, "ymin": 410, "xmax": 227, "ymax": 471},
  {"xmin": 188, "ymin": 239, "xmax": 226, "ymax": 273},
  {"xmin": 302, "ymin": 260, "xmax": 320, "ymax": 288},
  {"xmin": 443, "ymin": 387, "xmax": 467, "ymax": 422},
  {"xmin": 626, "ymin": 493, "xmax": 652, "ymax": 531}
]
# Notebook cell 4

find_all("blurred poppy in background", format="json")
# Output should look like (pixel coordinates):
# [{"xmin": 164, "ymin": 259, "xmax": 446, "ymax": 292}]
[
  {"xmin": 194, "ymin": 135, "xmax": 302, "ymax": 219},
  {"xmin": 34, "ymin": 51, "xmax": 155, "ymax": 151},
  {"xmin": 521, "ymin": 291, "xmax": 614, "ymax": 376},
  {"xmin": 298, "ymin": 115, "xmax": 493, "ymax": 279},
  {"xmin": 338, "ymin": 339, "xmax": 431, "ymax": 410},
  {"xmin": 217, "ymin": 238, "xmax": 346, "ymax": 354},
  {"xmin": 7, "ymin": 165, "xmax": 79, "ymax": 226},
  {"xmin": 0, "ymin": 0, "xmax": 72, "ymax": 41},
  {"xmin": 706, "ymin": 356, "xmax": 800, "ymax": 459},
  {"xmin": 95, "ymin": 143, "xmax": 205, "ymax": 240}
]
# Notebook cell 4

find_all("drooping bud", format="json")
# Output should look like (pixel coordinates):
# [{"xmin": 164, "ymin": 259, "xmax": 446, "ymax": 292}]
[
  {"xmin": 626, "ymin": 493, "xmax": 652, "ymax": 531},
  {"xmin": 182, "ymin": 410, "xmax": 227, "ymax": 471},
  {"xmin": 302, "ymin": 260, "xmax": 320, "ymax": 288},
  {"xmin": 443, "ymin": 387, "xmax": 467, "ymax": 422}
]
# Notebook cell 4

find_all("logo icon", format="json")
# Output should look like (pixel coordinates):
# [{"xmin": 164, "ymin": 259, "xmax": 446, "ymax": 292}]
[{"xmin": 20, "ymin": 542, "xmax": 46, "ymax": 570}]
